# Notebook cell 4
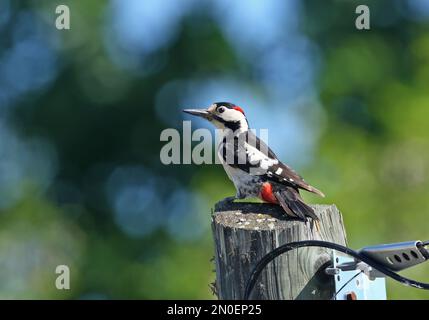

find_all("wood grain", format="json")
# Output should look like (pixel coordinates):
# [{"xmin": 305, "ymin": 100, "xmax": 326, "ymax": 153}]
[{"xmin": 211, "ymin": 202, "xmax": 347, "ymax": 300}]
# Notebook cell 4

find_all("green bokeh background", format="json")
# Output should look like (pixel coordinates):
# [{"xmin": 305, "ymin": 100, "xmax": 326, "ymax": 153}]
[{"xmin": 0, "ymin": 0, "xmax": 428, "ymax": 299}]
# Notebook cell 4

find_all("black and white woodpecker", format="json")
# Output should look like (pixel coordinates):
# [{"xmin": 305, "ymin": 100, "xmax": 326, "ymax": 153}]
[{"xmin": 183, "ymin": 102, "xmax": 325, "ymax": 223}]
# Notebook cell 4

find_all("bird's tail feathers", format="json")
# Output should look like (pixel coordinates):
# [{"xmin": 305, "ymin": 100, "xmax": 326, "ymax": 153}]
[
  {"xmin": 307, "ymin": 185, "xmax": 325, "ymax": 198},
  {"xmin": 274, "ymin": 188, "xmax": 319, "ymax": 221}
]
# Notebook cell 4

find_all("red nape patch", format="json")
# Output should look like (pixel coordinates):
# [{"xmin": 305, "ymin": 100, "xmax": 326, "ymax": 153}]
[
  {"xmin": 233, "ymin": 106, "xmax": 245, "ymax": 114},
  {"xmin": 260, "ymin": 182, "xmax": 278, "ymax": 204}
]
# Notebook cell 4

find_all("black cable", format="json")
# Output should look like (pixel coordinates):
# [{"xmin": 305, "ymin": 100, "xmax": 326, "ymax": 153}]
[
  {"xmin": 244, "ymin": 240, "xmax": 429, "ymax": 300},
  {"xmin": 332, "ymin": 270, "xmax": 363, "ymax": 300}
]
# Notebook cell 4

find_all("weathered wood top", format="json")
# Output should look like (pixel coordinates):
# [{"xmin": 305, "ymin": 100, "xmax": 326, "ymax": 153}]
[{"xmin": 214, "ymin": 201, "xmax": 345, "ymax": 235}]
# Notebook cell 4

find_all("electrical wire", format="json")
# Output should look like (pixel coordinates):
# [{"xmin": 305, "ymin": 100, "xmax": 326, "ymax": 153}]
[{"xmin": 244, "ymin": 240, "xmax": 429, "ymax": 300}]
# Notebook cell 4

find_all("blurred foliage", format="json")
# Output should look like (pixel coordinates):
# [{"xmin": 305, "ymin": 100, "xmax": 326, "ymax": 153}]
[{"xmin": 0, "ymin": 0, "xmax": 428, "ymax": 299}]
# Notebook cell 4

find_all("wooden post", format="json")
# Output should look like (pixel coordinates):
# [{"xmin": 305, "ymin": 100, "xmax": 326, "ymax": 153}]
[{"xmin": 211, "ymin": 202, "xmax": 347, "ymax": 300}]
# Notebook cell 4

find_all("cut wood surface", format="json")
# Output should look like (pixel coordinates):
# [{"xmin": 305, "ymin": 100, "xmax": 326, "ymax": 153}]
[{"xmin": 211, "ymin": 202, "xmax": 347, "ymax": 300}]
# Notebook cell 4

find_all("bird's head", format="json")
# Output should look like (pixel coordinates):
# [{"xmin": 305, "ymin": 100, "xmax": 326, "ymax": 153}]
[{"xmin": 183, "ymin": 102, "xmax": 248, "ymax": 132}]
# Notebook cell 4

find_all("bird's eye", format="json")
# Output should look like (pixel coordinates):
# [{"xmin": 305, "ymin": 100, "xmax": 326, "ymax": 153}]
[{"xmin": 218, "ymin": 107, "xmax": 225, "ymax": 113}]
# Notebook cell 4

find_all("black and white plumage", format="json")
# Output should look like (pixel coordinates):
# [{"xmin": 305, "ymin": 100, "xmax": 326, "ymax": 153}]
[{"xmin": 183, "ymin": 102, "xmax": 325, "ymax": 222}]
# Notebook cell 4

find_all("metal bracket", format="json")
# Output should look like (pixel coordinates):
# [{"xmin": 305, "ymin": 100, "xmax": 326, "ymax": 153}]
[
  {"xmin": 325, "ymin": 240, "xmax": 429, "ymax": 299},
  {"xmin": 328, "ymin": 251, "xmax": 387, "ymax": 300},
  {"xmin": 359, "ymin": 241, "xmax": 428, "ymax": 271}
]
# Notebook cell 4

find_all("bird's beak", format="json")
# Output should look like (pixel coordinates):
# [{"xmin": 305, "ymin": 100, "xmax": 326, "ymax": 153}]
[{"xmin": 183, "ymin": 108, "xmax": 212, "ymax": 120}]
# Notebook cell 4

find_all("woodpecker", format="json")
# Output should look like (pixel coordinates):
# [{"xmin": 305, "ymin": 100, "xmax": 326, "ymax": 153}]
[{"xmin": 183, "ymin": 102, "xmax": 325, "ymax": 223}]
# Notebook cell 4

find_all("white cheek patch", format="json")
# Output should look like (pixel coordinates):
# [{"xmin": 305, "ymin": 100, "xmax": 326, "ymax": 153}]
[{"xmin": 221, "ymin": 109, "xmax": 245, "ymax": 122}]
